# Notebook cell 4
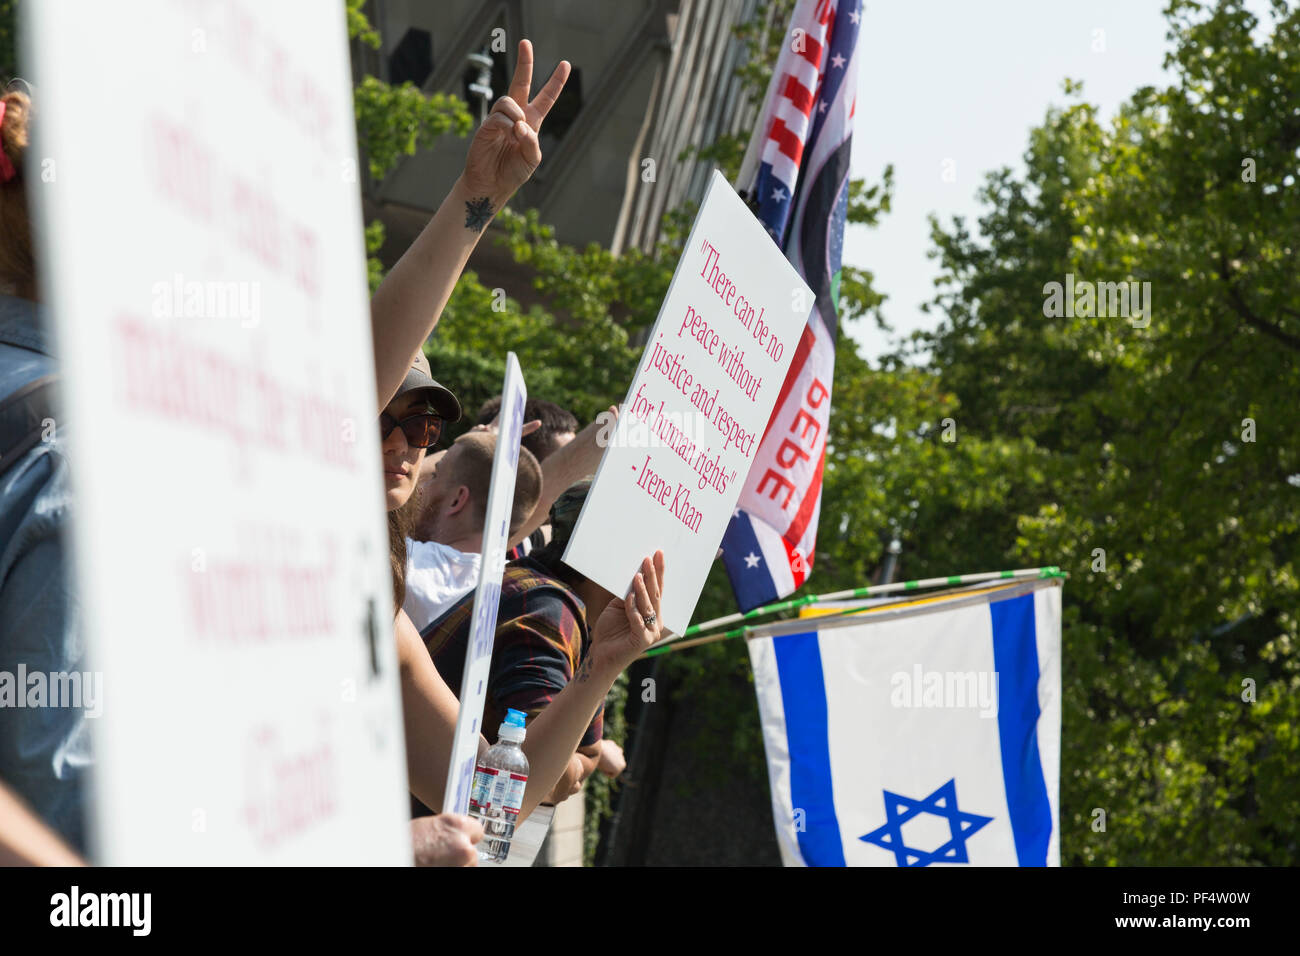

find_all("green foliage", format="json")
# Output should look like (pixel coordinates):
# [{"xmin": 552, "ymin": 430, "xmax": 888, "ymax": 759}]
[
  {"xmin": 353, "ymin": 77, "xmax": 473, "ymax": 180},
  {"xmin": 345, "ymin": 0, "xmax": 380, "ymax": 50},
  {"xmin": 911, "ymin": 0, "xmax": 1300, "ymax": 864},
  {"xmin": 0, "ymin": 0, "xmax": 16, "ymax": 80},
  {"xmin": 583, "ymin": 670, "xmax": 627, "ymax": 865},
  {"xmin": 347, "ymin": 0, "xmax": 473, "ymax": 286},
  {"xmin": 363, "ymin": 220, "xmax": 386, "ymax": 294}
]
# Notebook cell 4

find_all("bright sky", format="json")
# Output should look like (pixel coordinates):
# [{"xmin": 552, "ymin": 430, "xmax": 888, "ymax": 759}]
[{"xmin": 843, "ymin": 0, "xmax": 1275, "ymax": 363}]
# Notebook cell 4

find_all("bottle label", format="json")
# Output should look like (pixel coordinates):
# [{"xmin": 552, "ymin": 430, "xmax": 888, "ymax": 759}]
[{"xmin": 470, "ymin": 765, "xmax": 527, "ymax": 843}]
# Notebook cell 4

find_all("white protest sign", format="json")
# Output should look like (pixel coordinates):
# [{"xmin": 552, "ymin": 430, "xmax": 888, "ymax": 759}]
[
  {"xmin": 564, "ymin": 170, "xmax": 812, "ymax": 634},
  {"xmin": 442, "ymin": 352, "xmax": 527, "ymax": 815},
  {"xmin": 28, "ymin": 1, "xmax": 411, "ymax": 863}
]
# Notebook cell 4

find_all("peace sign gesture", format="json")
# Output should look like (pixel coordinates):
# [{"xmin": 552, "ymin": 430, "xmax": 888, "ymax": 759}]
[{"xmin": 460, "ymin": 39, "xmax": 570, "ymax": 215}]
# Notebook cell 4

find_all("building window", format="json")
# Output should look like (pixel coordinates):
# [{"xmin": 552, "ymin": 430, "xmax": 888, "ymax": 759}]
[
  {"xmin": 389, "ymin": 27, "xmax": 433, "ymax": 87},
  {"xmin": 543, "ymin": 65, "xmax": 582, "ymax": 143}
]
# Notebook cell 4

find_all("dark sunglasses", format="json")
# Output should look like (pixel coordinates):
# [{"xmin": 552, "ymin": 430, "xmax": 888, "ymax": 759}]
[{"xmin": 379, "ymin": 411, "xmax": 443, "ymax": 449}]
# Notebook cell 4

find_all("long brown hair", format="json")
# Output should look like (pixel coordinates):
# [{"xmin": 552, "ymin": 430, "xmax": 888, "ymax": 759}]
[
  {"xmin": 388, "ymin": 463, "xmax": 428, "ymax": 612},
  {"xmin": 0, "ymin": 88, "xmax": 35, "ymax": 299},
  {"xmin": 388, "ymin": 506, "xmax": 410, "ymax": 612}
]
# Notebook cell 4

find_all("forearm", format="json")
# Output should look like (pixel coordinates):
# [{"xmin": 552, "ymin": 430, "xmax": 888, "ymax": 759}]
[
  {"xmin": 0, "ymin": 782, "xmax": 83, "ymax": 867},
  {"xmin": 370, "ymin": 175, "xmax": 505, "ymax": 411},
  {"xmin": 395, "ymin": 612, "xmax": 461, "ymax": 809},
  {"xmin": 510, "ymin": 411, "xmax": 610, "ymax": 547},
  {"xmin": 517, "ymin": 655, "xmax": 624, "ymax": 819},
  {"xmin": 572, "ymin": 746, "xmax": 599, "ymax": 788}
]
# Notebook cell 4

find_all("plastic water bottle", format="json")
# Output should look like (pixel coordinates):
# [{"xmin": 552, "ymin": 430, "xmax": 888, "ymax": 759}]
[{"xmin": 468, "ymin": 708, "xmax": 529, "ymax": 863}]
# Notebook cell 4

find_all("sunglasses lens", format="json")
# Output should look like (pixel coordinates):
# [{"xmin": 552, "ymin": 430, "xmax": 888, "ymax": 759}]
[{"xmin": 403, "ymin": 415, "xmax": 441, "ymax": 448}]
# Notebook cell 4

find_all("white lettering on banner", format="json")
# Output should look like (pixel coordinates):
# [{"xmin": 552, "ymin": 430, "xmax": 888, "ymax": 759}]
[
  {"xmin": 563, "ymin": 171, "xmax": 812, "ymax": 634},
  {"xmin": 755, "ymin": 374, "xmax": 829, "ymax": 513},
  {"xmin": 741, "ymin": 318, "xmax": 835, "ymax": 564}
]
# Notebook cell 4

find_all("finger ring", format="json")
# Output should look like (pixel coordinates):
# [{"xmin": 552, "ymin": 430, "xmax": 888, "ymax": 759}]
[{"xmin": 642, "ymin": 612, "xmax": 657, "ymax": 628}]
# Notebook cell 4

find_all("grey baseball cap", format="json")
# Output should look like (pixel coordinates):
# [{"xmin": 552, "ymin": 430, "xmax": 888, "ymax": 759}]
[{"xmin": 394, "ymin": 350, "xmax": 461, "ymax": 422}]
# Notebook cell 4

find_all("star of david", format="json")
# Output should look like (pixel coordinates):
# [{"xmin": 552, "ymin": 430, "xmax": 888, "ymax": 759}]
[{"xmin": 859, "ymin": 779, "xmax": 992, "ymax": 867}]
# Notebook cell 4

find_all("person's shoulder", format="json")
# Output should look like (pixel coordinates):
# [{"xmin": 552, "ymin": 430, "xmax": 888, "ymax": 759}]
[
  {"xmin": 421, "ymin": 588, "xmax": 475, "ymax": 655},
  {"xmin": 498, "ymin": 563, "xmax": 585, "ymax": 647},
  {"xmin": 501, "ymin": 556, "xmax": 552, "ymax": 589},
  {"xmin": 0, "ymin": 294, "xmax": 55, "ymax": 358},
  {"xmin": 500, "ymin": 559, "xmax": 578, "ymax": 607}
]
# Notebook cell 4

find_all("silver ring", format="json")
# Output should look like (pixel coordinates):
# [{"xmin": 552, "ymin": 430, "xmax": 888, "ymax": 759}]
[{"xmin": 642, "ymin": 612, "xmax": 657, "ymax": 628}]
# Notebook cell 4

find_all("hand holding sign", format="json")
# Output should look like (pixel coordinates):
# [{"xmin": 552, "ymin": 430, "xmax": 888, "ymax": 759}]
[
  {"xmin": 590, "ymin": 551, "xmax": 666, "ymax": 670},
  {"xmin": 410, "ymin": 813, "xmax": 483, "ymax": 867},
  {"xmin": 460, "ymin": 39, "xmax": 570, "ymax": 210}
]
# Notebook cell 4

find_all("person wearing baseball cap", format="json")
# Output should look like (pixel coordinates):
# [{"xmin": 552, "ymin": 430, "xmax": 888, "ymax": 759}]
[{"xmin": 380, "ymin": 349, "xmax": 461, "ymax": 512}]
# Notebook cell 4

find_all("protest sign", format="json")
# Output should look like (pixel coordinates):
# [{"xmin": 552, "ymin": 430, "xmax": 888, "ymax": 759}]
[
  {"xmin": 27, "ymin": 1, "xmax": 411, "ymax": 863},
  {"xmin": 563, "ymin": 170, "xmax": 812, "ymax": 634},
  {"xmin": 442, "ymin": 353, "xmax": 527, "ymax": 815}
]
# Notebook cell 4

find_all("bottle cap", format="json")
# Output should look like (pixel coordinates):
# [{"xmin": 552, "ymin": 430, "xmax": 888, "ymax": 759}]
[{"xmin": 498, "ymin": 708, "xmax": 527, "ymax": 743}]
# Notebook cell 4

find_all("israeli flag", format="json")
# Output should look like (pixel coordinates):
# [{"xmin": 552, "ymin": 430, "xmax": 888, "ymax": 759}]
[{"xmin": 748, "ymin": 581, "xmax": 1061, "ymax": 866}]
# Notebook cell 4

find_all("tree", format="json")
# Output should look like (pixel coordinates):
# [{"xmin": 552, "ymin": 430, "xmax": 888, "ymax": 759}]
[{"xmin": 915, "ymin": 0, "xmax": 1299, "ymax": 864}]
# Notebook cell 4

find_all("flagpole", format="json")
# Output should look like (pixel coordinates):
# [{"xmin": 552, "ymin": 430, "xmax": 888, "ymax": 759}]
[
  {"xmin": 646, "ymin": 573, "xmax": 1066, "ymax": 658},
  {"xmin": 664, "ymin": 566, "xmax": 1064, "ymax": 646}
]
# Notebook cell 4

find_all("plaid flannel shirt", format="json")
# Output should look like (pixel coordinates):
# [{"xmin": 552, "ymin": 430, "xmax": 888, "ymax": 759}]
[{"xmin": 421, "ymin": 556, "xmax": 603, "ymax": 747}]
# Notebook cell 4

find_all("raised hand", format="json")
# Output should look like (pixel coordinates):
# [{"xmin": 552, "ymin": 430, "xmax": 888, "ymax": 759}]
[
  {"xmin": 470, "ymin": 416, "xmax": 542, "ymax": 439},
  {"xmin": 591, "ymin": 551, "xmax": 666, "ymax": 668},
  {"xmin": 459, "ymin": 39, "xmax": 570, "ymax": 224}
]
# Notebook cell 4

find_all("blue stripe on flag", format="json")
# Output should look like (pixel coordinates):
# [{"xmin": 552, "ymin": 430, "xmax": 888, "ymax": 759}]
[
  {"xmin": 773, "ymin": 631, "xmax": 845, "ymax": 866},
  {"xmin": 989, "ymin": 593, "xmax": 1052, "ymax": 866},
  {"xmin": 721, "ymin": 512, "xmax": 780, "ymax": 612}
]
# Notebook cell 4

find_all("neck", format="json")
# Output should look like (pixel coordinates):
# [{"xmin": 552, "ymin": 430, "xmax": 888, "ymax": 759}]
[
  {"xmin": 411, "ymin": 515, "xmax": 482, "ymax": 554},
  {"xmin": 443, "ymin": 531, "xmax": 482, "ymax": 554}
]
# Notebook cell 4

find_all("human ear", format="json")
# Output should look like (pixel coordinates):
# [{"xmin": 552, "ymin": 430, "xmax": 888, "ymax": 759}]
[{"xmin": 448, "ymin": 485, "xmax": 471, "ymax": 515}]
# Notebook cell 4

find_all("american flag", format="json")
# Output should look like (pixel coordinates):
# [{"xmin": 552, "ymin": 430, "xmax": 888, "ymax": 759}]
[{"xmin": 722, "ymin": 0, "xmax": 860, "ymax": 610}]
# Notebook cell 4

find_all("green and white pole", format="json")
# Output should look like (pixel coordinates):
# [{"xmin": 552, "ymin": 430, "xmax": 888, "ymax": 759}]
[{"xmin": 649, "ymin": 566, "xmax": 1065, "ymax": 656}]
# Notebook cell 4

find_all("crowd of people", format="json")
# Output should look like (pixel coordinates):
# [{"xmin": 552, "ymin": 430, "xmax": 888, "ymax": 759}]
[{"xmin": 0, "ymin": 40, "xmax": 656, "ymax": 865}]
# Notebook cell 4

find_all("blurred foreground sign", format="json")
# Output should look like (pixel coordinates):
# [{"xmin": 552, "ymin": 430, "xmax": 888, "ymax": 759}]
[{"xmin": 27, "ymin": 1, "xmax": 411, "ymax": 863}]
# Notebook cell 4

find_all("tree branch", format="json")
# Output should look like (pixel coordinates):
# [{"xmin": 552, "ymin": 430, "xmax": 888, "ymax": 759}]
[{"xmin": 1219, "ymin": 257, "xmax": 1300, "ymax": 352}]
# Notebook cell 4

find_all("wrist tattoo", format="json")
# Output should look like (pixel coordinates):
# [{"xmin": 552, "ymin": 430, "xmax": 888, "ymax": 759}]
[
  {"xmin": 464, "ymin": 196, "xmax": 494, "ymax": 232},
  {"xmin": 576, "ymin": 657, "xmax": 592, "ymax": 683}
]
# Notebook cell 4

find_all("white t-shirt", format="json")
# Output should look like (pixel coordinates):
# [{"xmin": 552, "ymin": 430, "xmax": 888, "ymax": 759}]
[{"xmin": 403, "ymin": 539, "xmax": 481, "ymax": 633}]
